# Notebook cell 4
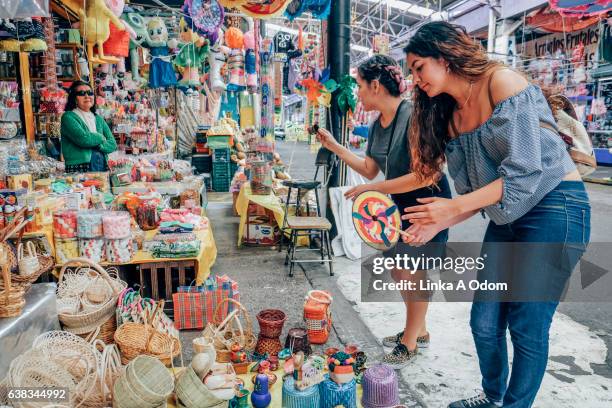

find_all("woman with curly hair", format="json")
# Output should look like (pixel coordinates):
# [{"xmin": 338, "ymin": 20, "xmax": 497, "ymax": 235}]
[{"xmin": 402, "ymin": 22, "xmax": 590, "ymax": 408}]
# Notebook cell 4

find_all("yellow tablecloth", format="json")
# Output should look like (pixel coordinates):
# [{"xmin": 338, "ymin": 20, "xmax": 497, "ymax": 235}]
[
  {"xmin": 167, "ymin": 367, "xmax": 364, "ymax": 407},
  {"xmin": 236, "ymin": 183, "xmax": 308, "ymax": 247},
  {"xmin": 236, "ymin": 183, "xmax": 286, "ymax": 247},
  {"xmin": 51, "ymin": 226, "xmax": 217, "ymax": 285}
]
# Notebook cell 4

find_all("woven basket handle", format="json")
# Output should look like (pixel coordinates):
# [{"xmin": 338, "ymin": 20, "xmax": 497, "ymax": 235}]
[
  {"xmin": 2, "ymin": 262, "xmax": 10, "ymax": 303},
  {"xmin": 17, "ymin": 243, "xmax": 24, "ymax": 262},
  {"xmin": 144, "ymin": 300, "xmax": 164, "ymax": 352},
  {"xmin": 58, "ymin": 258, "xmax": 120, "ymax": 296}
]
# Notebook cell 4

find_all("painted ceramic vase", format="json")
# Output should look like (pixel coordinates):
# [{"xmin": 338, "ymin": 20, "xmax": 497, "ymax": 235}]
[{"xmin": 251, "ymin": 373, "xmax": 271, "ymax": 408}]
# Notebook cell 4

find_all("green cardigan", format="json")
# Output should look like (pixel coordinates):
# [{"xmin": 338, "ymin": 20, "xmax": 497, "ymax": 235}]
[{"xmin": 60, "ymin": 110, "xmax": 117, "ymax": 166}]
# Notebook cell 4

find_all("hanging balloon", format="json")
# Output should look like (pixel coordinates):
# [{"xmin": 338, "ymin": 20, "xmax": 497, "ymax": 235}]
[
  {"xmin": 352, "ymin": 192, "xmax": 402, "ymax": 250},
  {"xmin": 187, "ymin": 0, "xmax": 224, "ymax": 43}
]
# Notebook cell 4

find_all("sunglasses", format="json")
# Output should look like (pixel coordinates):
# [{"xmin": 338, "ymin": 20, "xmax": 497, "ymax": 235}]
[{"xmin": 76, "ymin": 90, "xmax": 94, "ymax": 96}]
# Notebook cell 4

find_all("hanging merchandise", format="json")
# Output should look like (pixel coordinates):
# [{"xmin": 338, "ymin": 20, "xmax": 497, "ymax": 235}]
[
  {"xmin": 240, "ymin": 0, "xmax": 292, "ymax": 19},
  {"xmin": 244, "ymin": 29, "xmax": 258, "ymax": 92},
  {"xmin": 121, "ymin": 6, "xmax": 148, "ymax": 84},
  {"xmin": 209, "ymin": 29, "xmax": 229, "ymax": 92},
  {"xmin": 144, "ymin": 17, "xmax": 177, "ymax": 89},
  {"xmin": 102, "ymin": 0, "xmax": 134, "ymax": 74},
  {"xmin": 285, "ymin": 0, "xmax": 331, "ymax": 20},
  {"xmin": 226, "ymin": 27, "xmax": 247, "ymax": 91},
  {"xmin": 549, "ymin": 0, "xmax": 611, "ymax": 17},
  {"xmin": 184, "ymin": 0, "xmax": 224, "ymax": 44},
  {"xmin": 285, "ymin": 0, "xmax": 308, "ymax": 21},
  {"xmin": 260, "ymin": 38, "xmax": 275, "ymax": 141},
  {"xmin": 174, "ymin": 17, "xmax": 210, "ymax": 88},
  {"xmin": 80, "ymin": 0, "xmax": 126, "ymax": 63}
]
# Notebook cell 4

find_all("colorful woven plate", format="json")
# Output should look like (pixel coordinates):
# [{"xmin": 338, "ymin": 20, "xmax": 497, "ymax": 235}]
[{"xmin": 352, "ymin": 191, "xmax": 401, "ymax": 250}]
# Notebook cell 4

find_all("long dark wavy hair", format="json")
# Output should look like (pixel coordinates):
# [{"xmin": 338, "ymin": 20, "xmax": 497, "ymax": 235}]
[
  {"xmin": 64, "ymin": 81, "xmax": 96, "ymax": 114},
  {"xmin": 403, "ymin": 22, "xmax": 501, "ymax": 182}
]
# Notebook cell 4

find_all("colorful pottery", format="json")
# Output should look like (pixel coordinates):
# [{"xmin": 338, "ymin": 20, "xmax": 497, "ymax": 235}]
[{"xmin": 251, "ymin": 373, "xmax": 272, "ymax": 408}]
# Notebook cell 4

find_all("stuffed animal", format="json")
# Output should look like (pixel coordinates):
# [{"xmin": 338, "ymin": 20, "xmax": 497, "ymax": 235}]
[
  {"xmin": 121, "ymin": 7, "xmax": 148, "ymax": 84},
  {"xmin": 79, "ymin": 0, "xmax": 126, "ymax": 64},
  {"xmin": 244, "ymin": 29, "xmax": 257, "ymax": 91},
  {"xmin": 208, "ymin": 28, "xmax": 229, "ymax": 92},
  {"xmin": 174, "ymin": 17, "xmax": 210, "ymax": 88},
  {"xmin": 144, "ymin": 17, "xmax": 177, "ymax": 89}
]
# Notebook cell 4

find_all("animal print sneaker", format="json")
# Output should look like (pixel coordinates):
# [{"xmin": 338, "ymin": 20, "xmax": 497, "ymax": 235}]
[
  {"xmin": 382, "ymin": 331, "xmax": 430, "ymax": 348},
  {"xmin": 382, "ymin": 344, "xmax": 418, "ymax": 370}
]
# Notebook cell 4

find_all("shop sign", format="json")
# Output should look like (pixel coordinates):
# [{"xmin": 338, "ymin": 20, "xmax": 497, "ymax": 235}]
[{"xmin": 521, "ymin": 24, "xmax": 600, "ymax": 64}]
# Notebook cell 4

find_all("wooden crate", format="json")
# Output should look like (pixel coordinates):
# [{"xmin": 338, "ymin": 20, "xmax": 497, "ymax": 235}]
[{"xmin": 136, "ymin": 260, "xmax": 196, "ymax": 317}]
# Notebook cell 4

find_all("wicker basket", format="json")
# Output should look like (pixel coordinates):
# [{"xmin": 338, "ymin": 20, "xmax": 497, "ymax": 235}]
[
  {"xmin": 57, "ymin": 258, "xmax": 126, "ymax": 330},
  {"xmin": 256, "ymin": 309, "xmax": 287, "ymax": 338},
  {"xmin": 114, "ymin": 301, "xmax": 181, "ymax": 366},
  {"xmin": 113, "ymin": 355, "xmax": 173, "ymax": 408},
  {"xmin": 0, "ymin": 262, "xmax": 26, "ymax": 318},
  {"xmin": 175, "ymin": 366, "xmax": 225, "ymax": 408},
  {"xmin": 68, "ymin": 313, "xmax": 117, "ymax": 345},
  {"xmin": 202, "ymin": 298, "xmax": 256, "ymax": 362},
  {"xmin": 0, "ymin": 254, "xmax": 55, "ymax": 290}
]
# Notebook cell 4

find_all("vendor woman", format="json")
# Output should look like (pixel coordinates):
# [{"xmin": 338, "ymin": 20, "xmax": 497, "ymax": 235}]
[{"xmin": 61, "ymin": 81, "xmax": 117, "ymax": 172}]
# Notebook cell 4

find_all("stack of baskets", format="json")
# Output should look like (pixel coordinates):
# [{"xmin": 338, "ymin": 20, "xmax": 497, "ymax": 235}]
[
  {"xmin": 202, "ymin": 298, "xmax": 256, "ymax": 363},
  {"xmin": 3, "ymin": 330, "xmax": 123, "ymax": 408},
  {"xmin": 113, "ymin": 355, "xmax": 174, "ymax": 408},
  {"xmin": 114, "ymin": 300, "xmax": 181, "ymax": 366},
  {"xmin": 0, "ymin": 207, "xmax": 55, "ymax": 318},
  {"xmin": 56, "ymin": 258, "xmax": 127, "ymax": 344}
]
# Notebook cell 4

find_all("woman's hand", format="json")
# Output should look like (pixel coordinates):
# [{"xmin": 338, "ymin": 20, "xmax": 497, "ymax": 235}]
[
  {"xmin": 402, "ymin": 223, "xmax": 443, "ymax": 247},
  {"xmin": 402, "ymin": 197, "xmax": 462, "ymax": 225},
  {"xmin": 344, "ymin": 184, "xmax": 375, "ymax": 200},
  {"xmin": 316, "ymin": 128, "xmax": 340, "ymax": 151}
]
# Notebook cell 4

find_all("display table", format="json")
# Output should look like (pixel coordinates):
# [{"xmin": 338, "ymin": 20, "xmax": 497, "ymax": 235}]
[
  {"xmin": 0, "ymin": 283, "xmax": 60, "ymax": 374},
  {"xmin": 167, "ymin": 367, "xmax": 364, "ymax": 408},
  {"xmin": 51, "ymin": 226, "xmax": 217, "ymax": 286},
  {"xmin": 236, "ymin": 182, "xmax": 308, "ymax": 247}
]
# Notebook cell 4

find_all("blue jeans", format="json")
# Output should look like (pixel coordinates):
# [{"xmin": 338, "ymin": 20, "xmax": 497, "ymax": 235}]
[{"xmin": 471, "ymin": 181, "xmax": 590, "ymax": 408}]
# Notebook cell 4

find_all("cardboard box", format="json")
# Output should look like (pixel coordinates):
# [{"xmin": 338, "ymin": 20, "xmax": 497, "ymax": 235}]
[{"xmin": 244, "ymin": 220, "xmax": 280, "ymax": 245}]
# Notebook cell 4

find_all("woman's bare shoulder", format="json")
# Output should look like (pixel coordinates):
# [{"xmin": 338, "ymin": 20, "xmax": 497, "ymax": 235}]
[{"xmin": 488, "ymin": 68, "xmax": 529, "ymax": 104}]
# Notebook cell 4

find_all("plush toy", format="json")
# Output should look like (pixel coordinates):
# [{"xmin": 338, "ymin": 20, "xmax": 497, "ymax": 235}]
[
  {"xmin": 225, "ymin": 27, "xmax": 246, "ymax": 91},
  {"xmin": 103, "ymin": 0, "xmax": 135, "ymax": 74},
  {"xmin": 208, "ymin": 28, "xmax": 229, "ymax": 92},
  {"xmin": 121, "ymin": 7, "xmax": 148, "ymax": 84},
  {"xmin": 144, "ymin": 17, "xmax": 177, "ymax": 89},
  {"xmin": 244, "ymin": 30, "xmax": 257, "ymax": 91},
  {"xmin": 79, "ymin": 0, "xmax": 126, "ymax": 64},
  {"xmin": 174, "ymin": 17, "xmax": 210, "ymax": 88}
]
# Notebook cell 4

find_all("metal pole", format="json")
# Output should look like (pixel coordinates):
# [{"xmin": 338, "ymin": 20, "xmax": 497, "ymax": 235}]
[
  {"xmin": 487, "ymin": 0, "xmax": 499, "ymax": 54},
  {"xmin": 326, "ymin": 0, "xmax": 351, "ymax": 232}
]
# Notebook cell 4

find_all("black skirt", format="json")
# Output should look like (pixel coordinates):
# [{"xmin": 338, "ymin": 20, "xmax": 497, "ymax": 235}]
[{"xmin": 383, "ymin": 174, "xmax": 452, "ymax": 259}]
